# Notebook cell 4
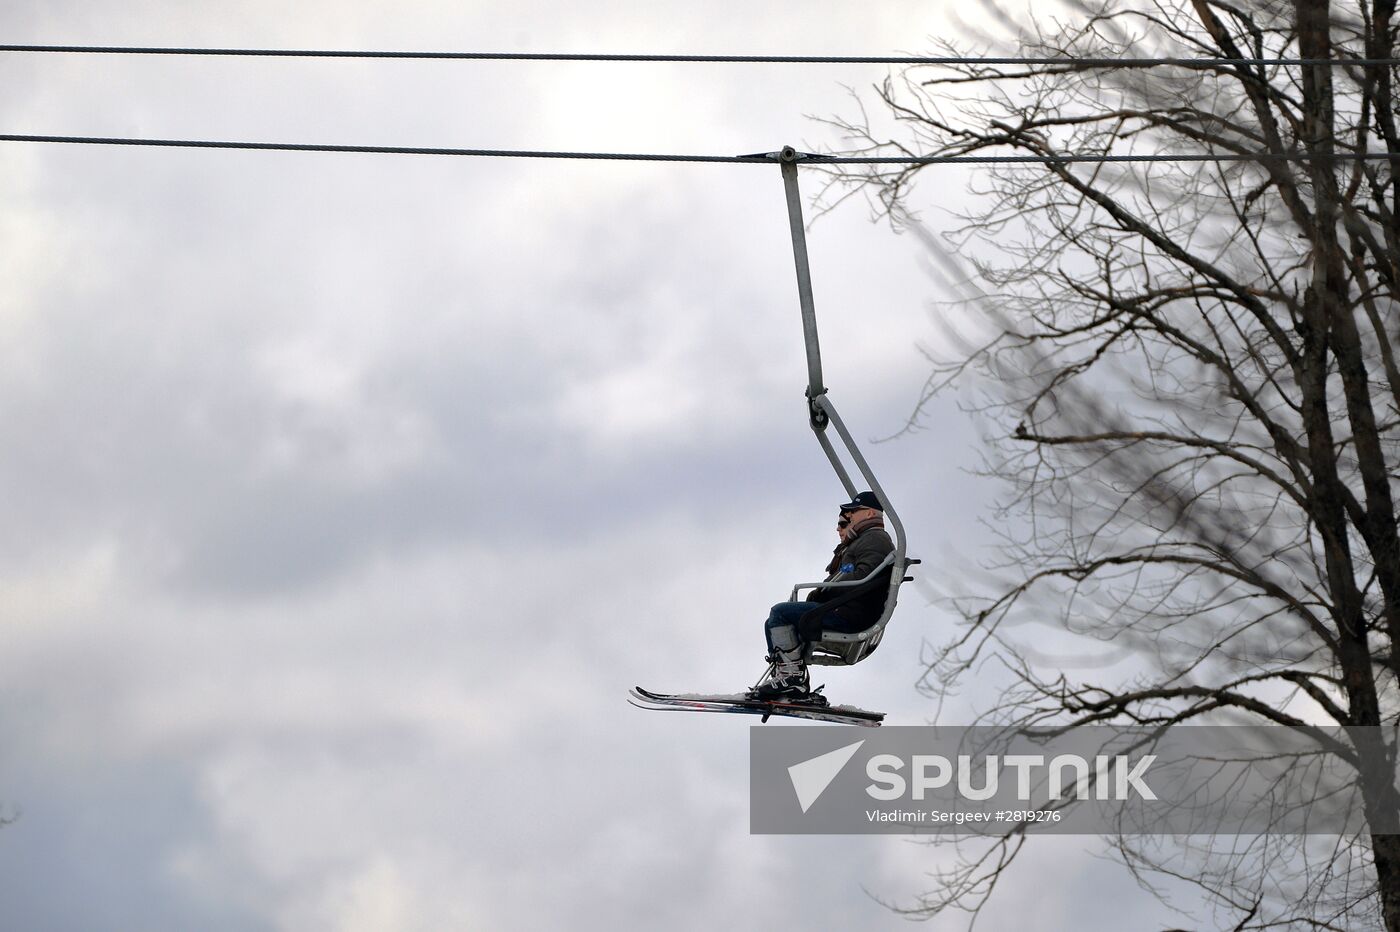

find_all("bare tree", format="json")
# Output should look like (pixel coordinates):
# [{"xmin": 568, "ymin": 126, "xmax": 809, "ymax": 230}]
[{"xmin": 823, "ymin": 0, "xmax": 1400, "ymax": 927}]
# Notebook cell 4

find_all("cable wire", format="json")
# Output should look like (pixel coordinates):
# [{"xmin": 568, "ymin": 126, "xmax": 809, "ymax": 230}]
[
  {"xmin": 2, "ymin": 44, "xmax": 1399, "ymax": 66},
  {"xmin": 0, "ymin": 134, "xmax": 757, "ymax": 162},
  {"xmin": 1, "ymin": 133, "xmax": 1396, "ymax": 164}
]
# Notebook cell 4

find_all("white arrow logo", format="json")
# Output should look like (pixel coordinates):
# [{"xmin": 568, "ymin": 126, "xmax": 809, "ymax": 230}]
[{"xmin": 788, "ymin": 740, "xmax": 866, "ymax": 813}]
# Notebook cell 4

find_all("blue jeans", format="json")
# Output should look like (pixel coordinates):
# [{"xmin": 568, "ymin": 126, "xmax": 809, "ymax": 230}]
[{"xmin": 765, "ymin": 601, "xmax": 822, "ymax": 654}]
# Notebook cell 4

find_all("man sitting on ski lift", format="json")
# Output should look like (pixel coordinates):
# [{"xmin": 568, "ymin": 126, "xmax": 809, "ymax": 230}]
[{"xmin": 750, "ymin": 490, "xmax": 894, "ymax": 701}]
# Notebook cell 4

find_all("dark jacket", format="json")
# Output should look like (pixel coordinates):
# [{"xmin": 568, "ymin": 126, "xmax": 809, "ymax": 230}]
[{"xmin": 804, "ymin": 520, "xmax": 895, "ymax": 634}]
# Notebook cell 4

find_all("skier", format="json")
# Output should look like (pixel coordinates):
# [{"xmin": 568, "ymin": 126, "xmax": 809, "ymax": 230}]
[{"xmin": 750, "ymin": 491, "xmax": 895, "ymax": 700}]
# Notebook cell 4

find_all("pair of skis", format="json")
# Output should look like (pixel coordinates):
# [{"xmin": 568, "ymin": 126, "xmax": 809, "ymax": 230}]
[{"xmin": 629, "ymin": 686, "xmax": 883, "ymax": 727}]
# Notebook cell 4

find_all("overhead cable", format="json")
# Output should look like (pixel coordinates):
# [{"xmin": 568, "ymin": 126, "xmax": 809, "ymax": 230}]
[
  {"xmin": 0, "ymin": 134, "xmax": 753, "ymax": 162},
  {"xmin": 1, "ymin": 133, "xmax": 1396, "ymax": 164},
  {"xmin": 2, "ymin": 44, "xmax": 1399, "ymax": 67}
]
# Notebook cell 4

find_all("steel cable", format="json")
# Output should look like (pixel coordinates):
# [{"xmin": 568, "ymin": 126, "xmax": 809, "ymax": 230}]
[
  {"xmin": 2, "ymin": 45, "xmax": 1399, "ymax": 66},
  {"xmin": 1, "ymin": 133, "xmax": 1396, "ymax": 165}
]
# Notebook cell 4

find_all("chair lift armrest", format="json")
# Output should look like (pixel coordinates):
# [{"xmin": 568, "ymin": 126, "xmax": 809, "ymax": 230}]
[{"xmin": 787, "ymin": 553, "xmax": 897, "ymax": 601}]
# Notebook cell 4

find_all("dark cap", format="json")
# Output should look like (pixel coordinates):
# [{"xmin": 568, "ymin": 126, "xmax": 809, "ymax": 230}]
[{"xmin": 838, "ymin": 491, "xmax": 883, "ymax": 513}]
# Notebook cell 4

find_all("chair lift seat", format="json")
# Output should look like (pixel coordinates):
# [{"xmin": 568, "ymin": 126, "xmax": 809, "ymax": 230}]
[{"xmin": 792, "ymin": 554, "xmax": 921, "ymax": 667}]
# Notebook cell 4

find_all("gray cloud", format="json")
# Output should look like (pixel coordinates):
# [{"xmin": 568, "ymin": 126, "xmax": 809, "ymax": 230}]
[{"xmin": 0, "ymin": 2, "xmax": 1188, "ymax": 929}]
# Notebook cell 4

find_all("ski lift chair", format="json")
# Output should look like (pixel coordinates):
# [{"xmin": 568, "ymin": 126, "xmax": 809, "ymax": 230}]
[
  {"xmin": 789, "ymin": 550, "xmax": 920, "ymax": 666},
  {"xmin": 763, "ymin": 145, "xmax": 923, "ymax": 670}
]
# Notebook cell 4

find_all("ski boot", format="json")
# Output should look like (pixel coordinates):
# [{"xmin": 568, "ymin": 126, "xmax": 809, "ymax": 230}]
[{"xmin": 749, "ymin": 650, "xmax": 813, "ymax": 702}]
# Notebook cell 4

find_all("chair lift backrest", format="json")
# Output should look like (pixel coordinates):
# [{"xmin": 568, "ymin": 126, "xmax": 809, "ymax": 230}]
[{"xmin": 806, "ymin": 552, "xmax": 915, "ymax": 667}]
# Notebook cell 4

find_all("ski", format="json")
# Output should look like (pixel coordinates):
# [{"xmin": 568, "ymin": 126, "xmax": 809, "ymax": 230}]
[
  {"xmin": 629, "ymin": 687, "xmax": 884, "ymax": 726},
  {"xmin": 629, "ymin": 686, "xmax": 884, "ymax": 727},
  {"xmin": 629, "ymin": 693, "xmax": 879, "ymax": 726}
]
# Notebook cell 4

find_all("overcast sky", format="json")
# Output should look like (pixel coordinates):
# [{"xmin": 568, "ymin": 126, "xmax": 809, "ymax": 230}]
[{"xmin": 0, "ymin": 2, "xmax": 1189, "ymax": 930}]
